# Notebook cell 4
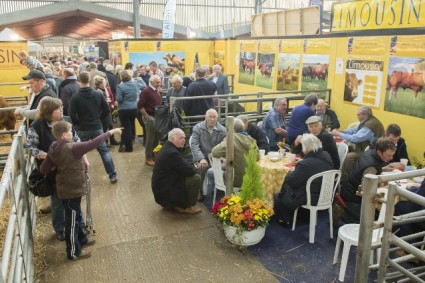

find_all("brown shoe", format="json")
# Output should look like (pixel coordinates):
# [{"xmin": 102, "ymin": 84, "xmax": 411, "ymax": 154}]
[
  {"xmin": 145, "ymin": 159, "xmax": 155, "ymax": 166},
  {"xmin": 39, "ymin": 205, "xmax": 52, "ymax": 214},
  {"xmin": 197, "ymin": 192, "xmax": 205, "ymax": 202},
  {"xmin": 118, "ymin": 145, "xmax": 125, "ymax": 152},
  {"xmin": 175, "ymin": 207, "xmax": 202, "ymax": 215},
  {"xmin": 332, "ymin": 204, "xmax": 345, "ymax": 227}
]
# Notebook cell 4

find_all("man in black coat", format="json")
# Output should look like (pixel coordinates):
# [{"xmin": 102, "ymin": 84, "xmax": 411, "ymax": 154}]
[
  {"xmin": 58, "ymin": 68, "xmax": 79, "ymax": 116},
  {"xmin": 275, "ymin": 134, "xmax": 335, "ymax": 226},
  {"xmin": 291, "ymin": 115, "xmax": 340, "ymax": 169},
  {"xmin": 182, "ymin": 67, "xmax": 217, "ymax": 120},
  {"xmin": 23, "ymin": 70, "xmax": 57, "ymax": 111},
  {"xmin": 152, "ymin": 128, "xmax": 203, "ymax": 214}
]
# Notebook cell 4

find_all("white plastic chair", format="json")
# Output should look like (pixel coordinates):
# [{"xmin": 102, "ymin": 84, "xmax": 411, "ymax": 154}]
[
  {"xmin": 209, "ymin": 155, "xmax": 240, "ymax": 205},
  {"xmin": 333, "ymin": 188, "xmax": 388, "ymax": 282},
  {"xmin": 292, "ymin": 169, "xmax": 341, "ymax": 243},
  {"xmin": 336, "ymin": 142, "xmax": 348, "ymax": 170}
]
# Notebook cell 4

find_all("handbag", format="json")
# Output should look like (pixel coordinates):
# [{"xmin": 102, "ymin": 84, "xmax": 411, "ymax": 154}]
[{"xmin": 28, "ymin": 168, "xmax": 54, "ymax": 197}]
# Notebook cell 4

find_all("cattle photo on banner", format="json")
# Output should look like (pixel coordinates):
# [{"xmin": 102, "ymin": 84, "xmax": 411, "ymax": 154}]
[
  {"xmin": 384, "ymin": 35, "xmax": 425, "ymax": 119},
  {"xmin": 239, "ymin": 51, "xmax": 256, "ymax": 85},
  {"xmin": 255, "ymin": 53, "xmax": 275, "ymax": 89},
  {"xmin": 301, "ymin": 54, "xmax": 329, "ymax": 95},
  {"xmin": 276, "ymin": 53, "xmax": 300, "ymax": 91}
]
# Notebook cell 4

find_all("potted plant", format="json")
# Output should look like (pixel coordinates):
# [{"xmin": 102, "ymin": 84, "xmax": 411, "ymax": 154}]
[{"xmin": 211, "ymin": 143, "xmax": 274, "ymax": 246}]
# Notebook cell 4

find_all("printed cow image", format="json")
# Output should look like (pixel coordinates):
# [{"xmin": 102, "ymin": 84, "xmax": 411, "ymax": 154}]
[
  {"xmin": 0, "ymin": 96, "xmax": 16, "ymax": 131},
  {"xmin": 344, "ymin": 72, "xmax": 362, "ymax": 102},
  {"xmin": 242, "ymin": 59, "xmax": 255, "ymax": 74},
  {"xmin": 311, "ymin": 64, "xmax": 328, "ymax": 80},
  {"xmin": 302, "ymin": 66, "xmax": 313, "ymax": 80},
  {"xmin": 258, "ymin": 62, "xmax": 273, "ymax": 78},
  {"xmin": 388, "ymin": 71, "xmax": 424, "ymax": 101}
]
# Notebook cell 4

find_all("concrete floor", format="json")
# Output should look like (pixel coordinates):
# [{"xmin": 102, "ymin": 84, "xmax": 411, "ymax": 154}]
[{"xmin": 37, "ymin": 141, "xmax": 277, "ymax": 283}]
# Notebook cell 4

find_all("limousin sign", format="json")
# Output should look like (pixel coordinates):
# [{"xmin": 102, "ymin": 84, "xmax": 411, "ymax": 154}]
[{"xmin": 330, "ymin": 0, "xmax": 425, "ymax": 32}]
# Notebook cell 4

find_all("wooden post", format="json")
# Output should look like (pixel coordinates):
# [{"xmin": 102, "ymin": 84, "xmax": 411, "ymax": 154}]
[
  {"xmin": 225, "ymin": 117, "xmax": 235, "ymax": 196},
  {"xmin": 354, "ymin": 174, "xmax": 378, "ymax": 283}
]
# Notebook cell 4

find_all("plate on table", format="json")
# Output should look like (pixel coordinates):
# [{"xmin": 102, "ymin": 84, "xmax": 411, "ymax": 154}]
[
  {"xmin": 269, "ymin": 157, "xmax": 281, "ymax": 162},
  {"xmin": 413, "ymin": 177, "xmax": 424, "ymax": 183}
]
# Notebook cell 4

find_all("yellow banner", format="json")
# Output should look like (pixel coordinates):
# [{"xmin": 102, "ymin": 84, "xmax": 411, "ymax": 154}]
[
  {"xmin": 240, "ymin": 40, "xmax": 258, "ymax": 52},
  {"xmin": 279, "ymin": 39, "xmax": 302, "ymax": 53},
  {"xmin": 214, "ymin": 40, "xmax": 225, "ymax": 51},
  {"xmin": 389, "ymin": 35, "xmax": 425, "ymax": 57},
  {"xmin": 259, "ymin": 40, "xmax": 278, "ymax": 53},
  {"xmin": 0, "ymin": 41, "xmax": 27, "ymax": 70},
  {"xmin": 331, "ymin": 0, "xmax": 425, "ymax": 32},
  {"xmin": 303, "ymin": 38, "xmax": 331, "ymax": 54},
  {"xmin": 347, "ymin": 37, "xmax": 386, "ymax": 56}
]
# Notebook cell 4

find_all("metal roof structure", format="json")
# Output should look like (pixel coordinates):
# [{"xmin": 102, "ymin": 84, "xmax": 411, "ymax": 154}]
[{"xmin": 0, "ymin": 0, "xmax": 335, "ymax": 41}]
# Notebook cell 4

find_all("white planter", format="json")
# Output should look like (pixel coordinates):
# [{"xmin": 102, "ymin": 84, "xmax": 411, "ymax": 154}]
[{"xmin": 223, "ymin": 225, "xmax": 266, "ymax": 246}]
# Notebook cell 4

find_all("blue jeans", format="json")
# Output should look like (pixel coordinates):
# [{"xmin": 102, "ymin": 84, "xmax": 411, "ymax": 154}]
[
  {"xmin": 63, "ymin": 197, "xmax": 88, "ymax": 259},
  {"xmin": 78, "ymin": 129, "xmax": 116, "ymax": 179},
  {"xmin": 51, "ymin": 188, "xmax": 65, "ymax": 234}
]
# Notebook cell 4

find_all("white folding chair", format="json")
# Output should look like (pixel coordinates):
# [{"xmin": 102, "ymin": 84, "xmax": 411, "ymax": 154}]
[
  {"xmin": 209, "ymin": 155, "xmax": 240, "ymax": 205},
  {"xmin": 336, "ymin": 142, "xmax": 348, "ymax": 170},
  {"xmin": 347, "ymin": 121, "xmax": 360, "ymax": 129},
  {"xmin": 333, "ymin": 188, "xmax": 388, "ymax": 282},
  {"xmin": 292, "ymin": 169, "xmax": 342, "ymax": 243}
]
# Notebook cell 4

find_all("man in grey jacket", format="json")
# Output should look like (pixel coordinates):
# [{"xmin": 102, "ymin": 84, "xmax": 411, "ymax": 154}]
[{"xmin": 190, "ymin": 109, "xmax": 226, "ymax": 201}]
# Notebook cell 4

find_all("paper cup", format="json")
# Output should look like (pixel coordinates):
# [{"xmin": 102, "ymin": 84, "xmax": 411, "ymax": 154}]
[
  {"xmin": 288, "ymin": 153, "xmax": 296, "ymax": 162},
  {"xmin": 400, "ymin": 158, "xmax": 408, "ymax": 166},
  {"xmin": 259, "ymin": 149, "xmax": 265, "ymax": 159}
]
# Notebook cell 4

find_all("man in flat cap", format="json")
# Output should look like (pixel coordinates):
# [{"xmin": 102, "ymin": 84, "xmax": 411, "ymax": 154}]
[
  {"xmin": 291, "ymin": 115, "xmax": 340, "ymax": 169},
  {"xmin": 22, "ymin": 70, "xmax": 57, "ymax": 111}
]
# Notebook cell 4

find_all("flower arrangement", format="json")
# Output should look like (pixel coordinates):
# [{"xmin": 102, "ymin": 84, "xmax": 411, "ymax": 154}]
[
  {"xmin": 212, "ymin": 143, "xmax": 274, "ymax": 232},
  {"xmin": 153, "ymin": 144, "xmax": 163, "ymax": 154},
  {"xmin": 212, "ymin": 195, "xmax": 273, "ymax": 230}
]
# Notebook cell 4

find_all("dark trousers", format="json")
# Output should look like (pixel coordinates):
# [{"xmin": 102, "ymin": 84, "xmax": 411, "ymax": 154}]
[
  {"xmin": 136, "ymin": 111, "xmax": 146, "ymax": 142},
  {"xmin": 63, "ymin": 197, "xmax": 88, "ymax": 259},
  {"xmin": 185, "ymin": 174, "xmax": 202, "ymax": 207},
  {"xmin": 119, "ymin": 108, "xmax": 137, "ymax": 151}
]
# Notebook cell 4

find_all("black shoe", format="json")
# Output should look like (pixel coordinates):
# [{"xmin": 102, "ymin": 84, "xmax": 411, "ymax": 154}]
[
  {"xmin": 110, "ymin": 176, "xmax": 118, "ymax": 184},
  {"xmin": 56, "ymin": 231, "xmax": 65, "ymax": 241},
  {"xmin": 277, "ymin": 219, "xmax": 292, "ymax": 229},
  {"xmin": 69, "ymin": 250, "xmax": 92, "ymax": 261},
  {"xmin": 82, "ymin": 239, "xmax": 96, "ymax": 247}
]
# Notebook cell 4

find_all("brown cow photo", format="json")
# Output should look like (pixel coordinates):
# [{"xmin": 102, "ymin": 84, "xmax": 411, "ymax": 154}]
[
  {"xmin": 301, "ymin": 55, "xmax": 329, "ymax": 96},
  {"xmin": 385, "ymin": 57, "xmax": 425, "ymax": 119},
  {"xmin": 239, "ymin": 52, "xmax": 256, "ymax": 85}
]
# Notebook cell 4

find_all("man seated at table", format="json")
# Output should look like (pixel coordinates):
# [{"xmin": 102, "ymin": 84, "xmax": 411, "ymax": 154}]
[
  {"xmin": 190, "ymin": 109, "xmax": 227, "ymax": 201},
  {"xmin": 369, "ymin": 124, "xmax": 410, "ymax": 170},
  {"xmin": 286, "ymin": 94, "xmax": 318, "ymax": 145},
  {"xmin": 152, "ymin": 128, "xmax": 202, "ymax": 214},
  {"xmin": 237, "ymin": 114, "xmax": 270, "ymax": 153},
  {"xmin": 291, "ymin": 116, "xmax": 340, "ymax": 169},
  {"xmin": 275, "ymin": 133, "xmax": 335, "ymax": 227},
  {"xmin": 211, "ymin": 118, "xmax": 259, "ymax": 188},
  {"xmin": 336, "ymin": 137, "xmax": 396, "ymax": 224},
  {"xmin": 331, "ymin": 106, "xmax": 384, "ymax": 154},
  {"xmin": 262, "ymin": 97, "xmax": 288, "ymax": 151},
  {"xmin": 315, "ymin": 99, "xmax": 340, "ymax": 131}
]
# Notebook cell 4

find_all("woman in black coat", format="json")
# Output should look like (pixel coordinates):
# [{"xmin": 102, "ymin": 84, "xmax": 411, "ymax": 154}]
[
  {"xmin": 276, "ymin": 133, "xmax": 334, "ymax": 226},
  {"xmin": 151, "ymin": 128, "xmax": 202, "ymax": 214}
]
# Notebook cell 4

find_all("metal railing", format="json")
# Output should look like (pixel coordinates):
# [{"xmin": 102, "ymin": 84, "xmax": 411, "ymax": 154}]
[
  {"xmin": 355, "ymin": 169, "xmax": 425, "ymax": 283},
  {"xmin": 169, "ymin": 88, "xmax": 332, "ymax": 129},
  {"xmin": 0, "ymin": 119, "xmax": 37, "ymax": 283}
]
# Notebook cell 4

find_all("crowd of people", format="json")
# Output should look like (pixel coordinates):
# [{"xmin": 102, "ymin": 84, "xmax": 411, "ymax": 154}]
[{"xmin": 15, "ymin": 52, "xmax": 422, "ymax": 261}]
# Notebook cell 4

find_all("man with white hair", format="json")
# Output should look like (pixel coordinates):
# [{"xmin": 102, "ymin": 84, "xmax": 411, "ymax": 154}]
[
  {"xmin": 152, "ymin": 128, "xmax": 202, "ymax": 214},
  {"xmin": 210, "ymin": 64, "xmax": 230, "ymax": 94},
  {"xmin": 275, "ymin": 133, "xmax": 334, "ymax": 227},
  {"xmin": 212, "ymin": 118, "xmax": 258, "ymax": 188},
  {"xmin": 166, "ymin": 75, "xmax": 186, "ymax": 111},
  {"xmin": 315, "ymin": 99, "xmax": 340, "ymax": 131},
  {"xmin": 190, "ymin": 109, "xmax": 226, "ymax": 201}
]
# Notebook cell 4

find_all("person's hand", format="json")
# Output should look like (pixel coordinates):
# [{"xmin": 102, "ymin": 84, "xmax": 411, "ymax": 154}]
[
  {"xmin": 198, "ymin": 159, "xmax": 208, "ymax": 170},
  {"xmin": 331, "ymin": 129, "xmax": 340, "ymax": 136},
  {"xmin": 14, "ymin": 107, "xmax": 23, "ymax": 115},
  {"xmin": 109, "ymin": 128, "xmax": 123, "ymax": 136},
  {"xmin": 294, "ymin": 135, "xmax": 302, "ymax": 146},
  {"xmin": 38, "ymin": 152, "xmax": 47, "ymax": 160}
]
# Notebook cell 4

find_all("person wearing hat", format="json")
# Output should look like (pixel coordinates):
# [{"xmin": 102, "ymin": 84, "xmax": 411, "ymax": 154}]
[
  {"xmin": 291, "ymin": 115, "xmax": 340, "ymax": 169},
  {"xmin": 22, "ymin": 70, "xmax": 57, "ymax": 113}
]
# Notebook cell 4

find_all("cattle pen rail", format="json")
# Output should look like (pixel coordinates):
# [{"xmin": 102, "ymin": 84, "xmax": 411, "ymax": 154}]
[
  {"xmin": 355, "ymin": 169, "xmax": 425, "ymax": 283},
  {"xmin": 169, "ymin": 88, "xmax": 332, "ymax": 128}
]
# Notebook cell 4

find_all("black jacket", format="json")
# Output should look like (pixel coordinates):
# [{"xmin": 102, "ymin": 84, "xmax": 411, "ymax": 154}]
[
  {"xmin": 30, "ymin": 85, "xmax": 57, "ymax": 110},
  {"xmin": 69, "ymin": 87, "xmax": 110, "ymax": 131},
  {"xmin": 183, "ymin": 78, "xmax": 217, "ymax": 117},
  {"xmin": 247, "ymin": 123, "xmax": 270, "ymax": 153},
  {"xmin": 106, "ymin": 71, "xmax": 118, "ymax": 97},
  {"xmin": 59, "ymin": 78, "xmax": 79, "ymax": 116},
  {"xmin": 281, "ymin": 149, "xmax": 334, "ymax": 210},
  {"xmin": 152, "ymin": 141, "xmax": 198, "ymax": 208}
]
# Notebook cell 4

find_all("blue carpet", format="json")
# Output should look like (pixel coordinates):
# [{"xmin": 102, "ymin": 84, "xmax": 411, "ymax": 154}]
[{"xmin": 203, "ymin": 191, "xmax": 377, "ymax": 283}]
